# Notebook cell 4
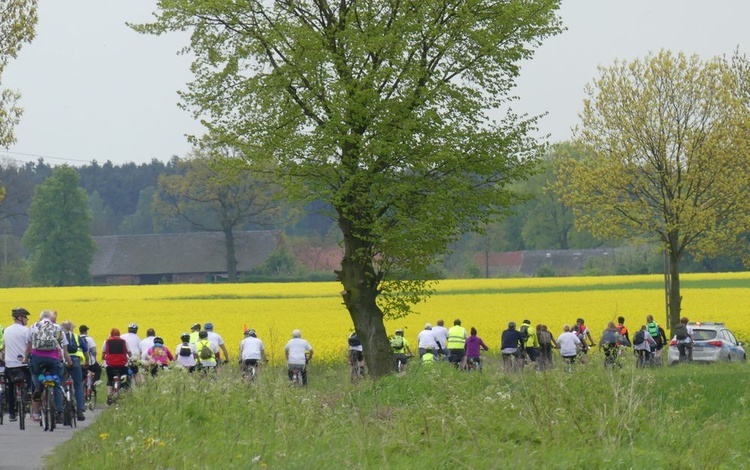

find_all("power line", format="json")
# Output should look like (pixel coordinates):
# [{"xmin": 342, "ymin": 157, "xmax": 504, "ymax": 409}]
[{"xmin": 0, "ymin": 149, "xmax": 94, "ymax": 165}]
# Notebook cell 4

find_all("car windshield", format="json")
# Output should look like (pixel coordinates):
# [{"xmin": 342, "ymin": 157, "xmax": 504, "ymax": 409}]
[{"xmin": 692, "ymin": 329, "xmax": 717, "ymax": 341}]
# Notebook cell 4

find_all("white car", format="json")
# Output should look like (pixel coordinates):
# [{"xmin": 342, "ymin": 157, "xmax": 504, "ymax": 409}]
[{"xmin": 668, "ymin": 322, "xmax": 746, "ymax": 365}]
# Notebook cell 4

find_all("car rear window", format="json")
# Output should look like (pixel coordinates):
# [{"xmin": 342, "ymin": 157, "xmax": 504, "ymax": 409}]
[{"xmin": 692, "ymin": 329, "xmax": 717, "ymax": 341}]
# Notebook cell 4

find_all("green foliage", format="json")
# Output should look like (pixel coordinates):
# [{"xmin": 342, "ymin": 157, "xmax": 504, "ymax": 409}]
[
  {"xmin": 49, "ymin": 360, "xmax": 750, "ymax": 468},
  {"xmin": 251, "ymin": 244, "xmax": 297, "ymax": 277},
  {"xmin": 23, "ymin": 165, "xmax": 94, "ymax": 286},
  {"xmin": 0, "ymin": 0, "xmax": 37, "ymax": 147},
  {"xmin": 535, "ymin": 264, "xmax": 556, "ymax": 277}
]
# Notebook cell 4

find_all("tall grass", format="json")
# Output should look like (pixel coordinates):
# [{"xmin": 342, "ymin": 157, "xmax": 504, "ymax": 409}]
[{"xmin": 49, "ymin": 355, "xmax": 750, "ymax": 469}]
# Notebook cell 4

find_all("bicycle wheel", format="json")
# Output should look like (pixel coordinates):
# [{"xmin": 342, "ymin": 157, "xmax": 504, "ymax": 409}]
[
  {"xmin": 17, "ymin": 384, "xmax": 26, "ymax": 431},
  {"xmin": 88, "ymin": 386, "xmax": 97, "ymax": 411},
  {"xmin": 41, "ymin": 388, "xmax": 54, "ymax": 432},
  {"xmin": 0, "ymin": 385, "xmax": 4, "ymax": 425}
]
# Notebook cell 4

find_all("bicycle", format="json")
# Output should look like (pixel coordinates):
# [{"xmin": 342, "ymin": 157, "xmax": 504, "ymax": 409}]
[
  {"xmin": 38, "ymin": 366, "xmax": 59, "ymax": 432},
  {"xmin": 466, "ymin": 356, "xmax": 483, "ymax": 372},
  {"xmin": 289, "ymin": 365, "xmax": 305, "ymax": 386},
  {"xmin": 241, "ymin": 359, "xmax": 261, "ymax": 382},
  {"xmin": 348, "ymin": 350, "xmax": 364, "ymax": 381},
  {"xmin": 8, "ymin": 365, "xmax": 31, "ymax": 430},
  {"xmin": 84, "ymin": 370, "xmax": 97, "ymax": 411},
  {"xmin": 62, "ymin": 373, "xmax": 77, "ymax": 428},
  {"xmin": 108, "ymin": 368, "xmax": 130, "ymax": 405},
  {"xmin": 502, "ymin": 349, "xmax": 522, "ymax": 373}
]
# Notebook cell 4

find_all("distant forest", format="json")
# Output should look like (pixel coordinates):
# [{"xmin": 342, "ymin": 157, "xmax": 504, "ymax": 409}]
[{"xmin": 0, "ymin": 157, "xmax": 744, "ymax": 279}]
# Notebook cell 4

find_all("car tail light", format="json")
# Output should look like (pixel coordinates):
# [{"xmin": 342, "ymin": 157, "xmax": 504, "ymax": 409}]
[{"xmin": 707, "ymin": 341, "xmax": 722, "ymax": 347}]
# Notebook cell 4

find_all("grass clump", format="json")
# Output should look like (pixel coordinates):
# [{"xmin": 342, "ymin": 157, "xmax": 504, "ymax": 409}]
[{"xmin": 48, "ymin": 357, "xmax": 750, "ymax": 469}]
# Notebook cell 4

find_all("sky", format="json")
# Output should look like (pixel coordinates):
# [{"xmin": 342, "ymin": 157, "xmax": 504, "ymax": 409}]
[{"xmin": 3, "ymin": 0, "xmax": 750, "ymax": 167}]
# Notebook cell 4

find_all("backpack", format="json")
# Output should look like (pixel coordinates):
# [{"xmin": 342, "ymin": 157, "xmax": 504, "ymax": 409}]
[
  {"xmin": 66, "ymin": 332, "xmax": 79, "ymax": 354},
  {"xmin": 519, "ymin": 324, "xmax": 530, "ymax": 342},
  {"xmin": 348, "ymin": 334, "xmax": 361, "ymax": 348},
  {"xmin": 601, "ymin": 329, "xmax": 617, "ymax": 346},
  {"xmin": 538, "ymin": 330, "xmax": 552, "ymax": 346},
  {"xmin": 633, "ymin": 330, "xmax": 645, "ymax": 346},
  {"xmin": 179, "ymin": 343, "xmax": 193, "ymax": 357},
  {"xmin": 674, "ymin": 323, "xmax": 688, "ymax": 340},
  {"xmin": 33, "ymin": 321, "xmax": 60, "ymax": 351},
  {"xmin": 390, "ymin": 335, "xmax": 404, "ymax": 351},
  {"xmin": 198, "ymin": 340, "xmax": 214, "ymax": 360}
]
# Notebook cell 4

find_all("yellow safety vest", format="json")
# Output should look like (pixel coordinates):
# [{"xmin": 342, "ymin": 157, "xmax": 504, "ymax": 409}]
[{"xmin": 447, "ymin": 325, "xmax": 467, "ymax": 349}]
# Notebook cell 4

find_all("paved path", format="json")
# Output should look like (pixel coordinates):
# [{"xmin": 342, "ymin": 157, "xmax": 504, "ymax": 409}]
[{"xmin": 0, "ymin": 408, "xmax": 100, "ymax": 470}]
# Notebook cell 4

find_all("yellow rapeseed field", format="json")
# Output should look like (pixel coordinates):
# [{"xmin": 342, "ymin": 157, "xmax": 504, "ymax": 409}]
[{"xmin": 2, "ymin": 272, "xmax": 749, "ymax": 364}]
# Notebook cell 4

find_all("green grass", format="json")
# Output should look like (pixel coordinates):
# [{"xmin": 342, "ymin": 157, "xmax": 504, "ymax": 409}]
[{"xmin": 48, "ymin": 356, "xmax": 750, "ymax": 469}]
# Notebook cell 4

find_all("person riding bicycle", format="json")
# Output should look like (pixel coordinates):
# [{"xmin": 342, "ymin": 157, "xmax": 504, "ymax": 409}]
[
  {"xmin": 145, "ymin": 337, "xmax": 174, "ymax": 376},
  {"xmin": 391, "ymin": 329, "xmax": 413, "ymax": 372},
  {"xmin": 205, "ymin": 322, "xmax": 230, "ymax": 365},
  {"xmin": 188, "ymin": 323, "xmax": 201, "ymax": 344},
  {"xmin": 174, "ymin": 333, "xmax": 197, "ymax": 372},
  {"xmin": 28, "ymin": 310, "xmax": 72, "ymax": 424},
  {"xmin": 4, "ymin": 308, "xmax": 32, "ymax": 422},
  {"xmin": 121, "ymin": 323, "xmax": 142, "ymax": 382},
  {"xmin": 284, "ymin": 329, "xmax": 313, "ymax": 385},
  {"xmin": 61, "ymin": 320, "xmax": 87, "ymax": 421},
  {"xmin": 500, "ymin": 321, "xmax": 523, "ymax": 361},
  {"xmin": 102, "ymin": 328, "xmax": 131, "ymax": 405},
  {"xmin": 79, "ymin": 324, "xmax": 102, "ymax": 390},
  {"xmin": 599, "ymin": 322, "xmax": 620, "ymax": 368},
  {"xmin": 195, "ymin": 330, "xmax": 219, "ymax": 372},
  {"xmin": 239, "ymin": 329, "xmax": 266, "ymax": 378},
  {"xmin": 465, "ymin": 327, "xmax": 489, "ymax": 371},
  {"xmin": 347, "ymin": 331, "xmax": 364, "ymax": 377},
  {"xmin": 446, "ymin": 319, "xmax": 468, "ymax": 369}
]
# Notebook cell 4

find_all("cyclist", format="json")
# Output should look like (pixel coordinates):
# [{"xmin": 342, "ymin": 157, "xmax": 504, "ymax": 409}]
[
  {"xmin": 61, "ymin": 320, "xmax": 87, "ymax": 421},
  {"xmin": 284, "ymin": 329, "xmax": 313, "ymax": 385},
  {"xmin": 4, "ymin": 308, "xmax": 32, "ymax": 422},
  {"xmin": 195, "ymin": 330, "xmax": 219, "ymax": 372},
  {"xmin": 121, "ymin": 323, "xmax": 142, "ymax": 382},
  {"xmin": 347, "ymin": 331, "xmax": 364, "ymax": 377},
  {"xmin": 391, "ymin": 329, "xmax": 413, "ymax": 372},
  {"xmin": 446, "ymin": 319, "xmax": 468, "ymax": 369},
  {"xmin": 432, "ymin": 320, "xmax": 450, "ymax": 361},
  {"xmin": 139, "ymin": 328, "xmax": 157, "ymax": 364},
  {"xmin": 145, "ymin": 337, "xmax": 173, "ymax": 376},
  {"xmin": 556, "ymin": 324, "xmax": 582, "ymax": 371},
  {"xmin": 28, "ymin": 310, "xmax": 72, "ymax": 424},
  {"xmin": 102, "ymin": 328, "xmax": 131, "ymax": 405},
  {"xmin": 465, "ymin": 327, "xmax": 489, "ymax": 371},
  {"xmin": 239, "ymin": 329, "xmax": 266, "ymax": 379},
  {"xmin": 204, "ymin": 322, "xmax": 230, "ymax": 365},
  {"xmin": 500, "ymin": 321, "xmax": 523, "ymax": 371},
  {"xmin": 174, "ymin": 333, "xmax": 197, "ymax": 372},
  {"xmin": 188, "ymin": 323, "xmax": 201, "ymax": 344},
  {"xmin": 79, "ymin": 324, "xmax": 102, "ymax": 383},
  {"xmin": 417, "ymin": 323, "xmax": 438, "ymax": 359}
]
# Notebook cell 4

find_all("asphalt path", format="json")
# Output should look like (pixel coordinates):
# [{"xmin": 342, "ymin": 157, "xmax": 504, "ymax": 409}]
[{"xmin": 0, "ymin": 407, "xmax": 100, "ymax": 470}]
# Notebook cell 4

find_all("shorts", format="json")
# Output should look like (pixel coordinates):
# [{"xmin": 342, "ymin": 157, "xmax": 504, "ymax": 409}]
[
  {"xmin": 106, "ymin": 366, "xmax": 129, "ymax": 387},
  {"xmin": 448, "ymin": 349, "xmax": 465, "ymax": 363},
  {"xmin": 348, "ymin": 350, "xmax": 363, "ymax": 363}
]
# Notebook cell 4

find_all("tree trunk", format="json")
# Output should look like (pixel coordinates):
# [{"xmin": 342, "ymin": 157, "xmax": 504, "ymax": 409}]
[
  {"xmin": 223, "ymin": 228, "xmax": 238, "ymax": 282},
  {"xmin": 336, "ymin": 220, "xmax": 393, "ymax": 378},
  {"xmin": 668, "ymin": 249, "xmax": 682, "ymax": 332}
]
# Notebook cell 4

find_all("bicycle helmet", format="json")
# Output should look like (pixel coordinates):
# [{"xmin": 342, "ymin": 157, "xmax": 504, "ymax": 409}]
[
  {"xmin": 153, "ymin": 336, "xmax": 164, "ymax": 346},
  {"xmin": 245, "ymin": 329, "xmax": 256, "ymax": 337},
  {"xmin": 395, "ymin": 329, "xmax": 404, "ymax": 336},
  {"xmin": 180, "ymin": 332, "xmax": 190, "ymax": 342},
  {"xmin": 128, "ymin": 323, "xmax": 138, "ymax": 331},
  {"xmin": 11, "ymin": 307, "xmax": 29, "ymax": 318},
  {"xmin": 508, "ymin": 321, "xmax": 516, "ymax": 328},
  {"xmin": 204, "ymin": 322, "xmax": 214, "ymax": 331},
  {"xmin": 191, "ymin": 323, "xmax": 201, "ymax": 331}
]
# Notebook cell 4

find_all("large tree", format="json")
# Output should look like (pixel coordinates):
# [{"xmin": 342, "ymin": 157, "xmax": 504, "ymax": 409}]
[
  {"xmin": 135, "ymin": 0, "xmax": 562, "ymax": 377},
  {"xmin": 556, "ymin": 51, "xmax": 750, "ymax": 331},
  {"xmin": 23, "ymin": 165, "xmax": 95, "ymax": 286},
  {"xmin": 0, "ymin": 0, "xmax": 37, "ymax": 147},
  {"xmin": 152, "ymin": 148, "xmax": 280, "ymax": 281}
]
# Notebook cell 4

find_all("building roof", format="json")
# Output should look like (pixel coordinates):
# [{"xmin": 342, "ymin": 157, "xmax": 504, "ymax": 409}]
[{"xmin": 91, "ymin": 231, "xmax": 278, "ymax": 276}]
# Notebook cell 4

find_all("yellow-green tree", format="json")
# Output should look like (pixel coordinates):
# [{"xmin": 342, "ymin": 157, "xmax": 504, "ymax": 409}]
[
  {"xmin": 153, "ymin": 147, "xmax": 280, "ymax": 282},
  {"xmin": 0, "ymin": 0, "xmax": 37, "ymax": 147},
  {"xmin": 556, "ymin": 50, "xmax": 750, "ymax": 330}
]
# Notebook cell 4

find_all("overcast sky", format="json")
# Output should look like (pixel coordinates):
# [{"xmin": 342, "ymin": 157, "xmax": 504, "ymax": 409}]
[{"xmin": 3, "ymin": 1, "xmax": 750, "ymax": 167}]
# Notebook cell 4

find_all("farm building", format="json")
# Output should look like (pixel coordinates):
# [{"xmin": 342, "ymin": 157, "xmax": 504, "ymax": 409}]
[{"xmin": 90, "ymin": 231, "xmax": 278, "ymax": 285}]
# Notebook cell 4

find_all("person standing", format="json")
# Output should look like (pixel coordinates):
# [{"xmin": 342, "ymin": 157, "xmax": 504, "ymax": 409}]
[
  {"xmin": 4, "ymin": 308, "xmax": 31, "ymax": 422},
  {"xmin": 432, "ymin": 319, "xmax": 449, "ymax": 361},
  {"xmin": 284, "ymin": 329, "xmax": 313, "ymax": 385},
  {"xmin": 446, "ymin": 319, "xmax": 468, "ymax": 369},
  {"xmin": 61, "ymin": 320, "xmax": 87, "ymax": 421}
]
